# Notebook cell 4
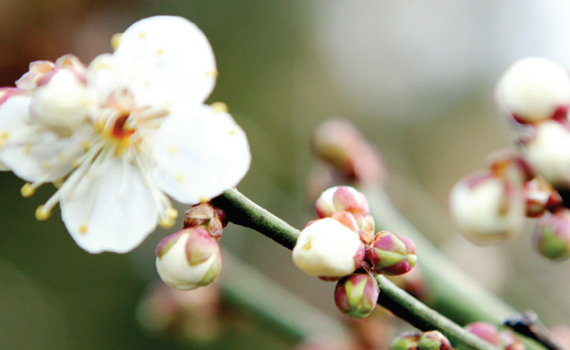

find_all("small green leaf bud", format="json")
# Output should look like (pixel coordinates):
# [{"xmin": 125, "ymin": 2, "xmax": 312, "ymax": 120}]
[
  {"xmin": 533, "ymin": 209, "xmax": 570, "ymax": 261},
  {"xmin": 390, "ymin": 331, "xmax": 422, "ymax": 350},
  {"xmin": 367, "ymin": 230, "xmax": 417, "ymax": 275},
  {"xmin": 418, "ymin": 331, "xmax": 453, "ymax": 350},
  {"xmin": 334, "ymin": 271, "xmax": 379, "ymax": 319}
]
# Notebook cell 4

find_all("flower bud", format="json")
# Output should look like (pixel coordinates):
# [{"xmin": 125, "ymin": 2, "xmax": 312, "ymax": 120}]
[
  {"xmin": 315, "ymin": 186, "xmax": 370, "ymax": 218},
  {"xmin": 183, "ymin": 203, "xmax": 227, "ymax": 239},
  {"xmin": 523, "ymin": 177, "xmax": 563, "ymax": 218},
  {"xmin": 312, "ymin": 118, "xmax": 384, "ymax": 185},
  {"xmin": 30, "ymin": 65, "xmax": 89, "ymax": 137},
  {"xmin": 156, "ymin": 227, "xmax": 222, "ymax": 291},
  {"xmin": 367, "ymin": 230, "xmax": 416, "ymax": 275},
  {"xmin": 496, "ymin": 57, "xmax": 570, "ymax": 124},
  {"xmin": 521, "ymin": 121, "xmax": 570, "ymax": 188},
  {"xmin": 418, "ymin": 331, "xmax": 453, "ymax": 350},
  {"xmin": 292, "ymin": 218, "xmax": 365, "ymax": 278},
  {"xmin": 464, "ymin": 322, "xmax": 501, "ymax": 347},
  {"xmin": 334, "ymin": 271, "xmax": 379, "ymax": 318},
  {"xmin": 533, "ymin": 209, "xmax": 570, "ymax": 261},
  {"xmin": 391, "ymin": 331, "xmax": 422, "ymax": 350},
  {"xmin": 449, "ymin": 172, "xmax": 525, "ymax": 245}
]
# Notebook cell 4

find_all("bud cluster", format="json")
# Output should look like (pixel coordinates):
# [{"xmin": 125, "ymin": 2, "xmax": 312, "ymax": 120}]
[
  {"xmin": 390, "ymin": 330, "xmax": 453, "ymax": 350},
  {"xmin": 450, "ymin": 57, "xmax": 570, "ymax": 260},
  {"xmin": 155, "ymin": 203, "xmax": 227, "ymax": 291},
  {"xmin": 292, "ymin": 186, "xmax": 417, "ymax": 319}
]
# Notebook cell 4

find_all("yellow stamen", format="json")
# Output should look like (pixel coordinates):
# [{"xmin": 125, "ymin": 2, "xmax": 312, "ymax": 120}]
[
  {"xmin": 79, "ymin": 225, "xmax": 88, "ymax": 235},
  {"xmin": 156, "ymin": 48, "xmax": 164, "ymax": 56},
  {"xmin": 199, "ymin": 196, "xmax": 209, "ymax": 203},
  {"xmin": 206, "ymin": 70, "xmax": 219, "ymax": 77},
  {"xmin": 167, "ymin": 145, "xmax": 179, "ymax": 155},
  {"xmin": 35, "ymin": 205, "xmax": 51, "ymax": 221},
  {"xmin": 165, "ymin": 208, "xmax": 178, "ymax": 220},
  {"xmin": 159, "ymin": 217, "xmax": 176, "ymax": 228},
  {"xmin": 211, "ymin": 102, "xmax": 228, "ymax": 113},
  {"xmin": 111, "ymin": 33, "xmax": 122, "ymax": 50},
  {"xmin": 21, "ymin": 183, "xmax": 35, "ymax": 197},
  {"xmin": 53, "ymin": 179, "xmax": 64, "ymax": 189}
]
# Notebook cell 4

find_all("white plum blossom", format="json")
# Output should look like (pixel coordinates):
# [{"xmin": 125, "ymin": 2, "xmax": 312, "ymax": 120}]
[{"xmin": 0, "ymin": 16, "xmax": 251, "ymax": 253}]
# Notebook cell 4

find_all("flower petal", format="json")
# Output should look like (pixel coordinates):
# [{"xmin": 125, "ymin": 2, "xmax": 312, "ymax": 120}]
[
  {"xmin": 0, "ymin": 95, "xmax": 75, "ymax": 182},
  {"xmin": 112, "ymin": 16, "xmax": 217, "ymax": 109},
  {"xmin": 60, "ymin": 158, "xmax": 159, "ymax": 253},
  {"xmin": 151, "ymin": 104, "xmax": 251, "ymax": 204}
]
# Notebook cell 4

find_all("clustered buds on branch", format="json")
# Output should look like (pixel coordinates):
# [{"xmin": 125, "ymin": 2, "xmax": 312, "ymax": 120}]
[
  {"xmin": 450, "ymin": 56, "xmax": 570, "ymax": 261},
  {"xmin": 155, "ymin": 203, "xmax": 227, "ymax": 291},
  {"xmin": 292, "ymin": 185, "xmax": 417, "ymax": 319}
]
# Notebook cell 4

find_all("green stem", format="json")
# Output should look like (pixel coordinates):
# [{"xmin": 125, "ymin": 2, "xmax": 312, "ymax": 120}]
[{"xmin": 212, "ymin": 188, "xmax": 503, "ymax": 350}]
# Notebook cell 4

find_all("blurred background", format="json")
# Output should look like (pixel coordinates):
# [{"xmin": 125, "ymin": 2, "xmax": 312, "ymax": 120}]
[{"xmin": 1, "ymin": 1, "xmax": 570, "ymax": 349}]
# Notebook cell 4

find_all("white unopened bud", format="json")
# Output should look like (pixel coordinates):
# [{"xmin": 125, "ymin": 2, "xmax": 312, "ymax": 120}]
[
  {"xmin": 449, "ymin": 172, "xmax": 525, "ymax": 245},
  {"xmin": 292, "ymin": 218, "xmax": 365, "ymax": 278},
  {"xmin": 156, "ymin": 228, "xmax": 222, "ymax": 291},
  {"xmin": 315, "ymin": 186, "xmax": 370, "ymax": 218},
  {"xmin": 30, "ymin": 69, "xmax": 89, "ymax": 137},
  {"xmin": 522, "ymin": 121, "xmax": 570, "ymax": 188},
  {"xmin": 496, "ymin": 57, "xmax": 570, "ymax": 124}
]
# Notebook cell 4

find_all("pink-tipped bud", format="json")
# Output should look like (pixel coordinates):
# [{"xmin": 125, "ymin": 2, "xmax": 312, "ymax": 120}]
[
  {"xmin": 391, "ymin": 331, "xmax": 422, "ymax": 350},
  {"xmin": 184, "ymin": 203, "xmax": 228, "ymax": 239},
  {"xmin": 156, "ymin": 228, "xmax": 222, "ymax": 291},
  {"xmin": 293, "ymin": 218, "xmax": 365, "ymax": 278},
  {"xmin": 367, "ymin": 230, "xmax": 417, "ymax": 275},
  {"xmin": 523, "ymin": 177, "xmax": 563, "ymax": 218},
  {"xmin": 496, "ymin": 57, "xmax": 570, "ymax": 124},
  {"xmin": 464, "ymin": 322, "xmax": 501, "ymax": 347},
  {"xmin": 499, "ymin": 332, "xmax": 526, "ymax": 350},
  {"xmin": 315, "ymin": 186, "xmax": 370, "ymax": 218},
  {"xmin": 334, "ymin": 271, "xmax": 379, "ymax": 319},
  {"xmin": 312, "ymin": 118, "xmax": 384, "ymax": 185},
  {"xmin": 521, "ymin": 121, "xmax": 570, "ymax": 188},
  {"xmin": 449, "ymin": 172, "xmax": 525, "ymax": 245},
  {"xmin": 418, "ymin": 331, "xmax": 453, "ymax": 350},
  {"xmin": 533, "ymin": 209, "xmax": 570, "ymax": 261}
]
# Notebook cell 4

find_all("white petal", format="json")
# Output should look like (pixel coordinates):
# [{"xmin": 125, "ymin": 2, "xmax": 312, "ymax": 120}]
[
  {"xmin": 60, "ymin": 158, "xmax": 159, "ymax": 253},
  {"xmin": 112, "ymin": 16, "xmax": 217, "ymax": 108},
  {"xmin": 86, "ymin": 54, "xmax": 115, "ymax": 107},
  {"xmin": 0, "ymin": 95, "xmax": 75, "ymax": 182},
  {"xmin": 151, "ymin": 104, "xmax": 251, "ymax": 204}
]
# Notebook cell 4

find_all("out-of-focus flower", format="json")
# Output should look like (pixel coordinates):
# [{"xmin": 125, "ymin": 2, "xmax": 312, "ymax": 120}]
[
  {"xmin": 156, "ymin": 227, "xmax": 222, "ymax": 291},
  {"xmin": 312, "ymin": 118, "xmax": 384, "ymax": 186},
  {"xmin": 449, "ymin": 171, "xmax": 525, "ymax": 245},
  {"xmin": 292, "ymin": 217, "xmax": 365, "ymax": 278},
  {"xmin": 521, "ymin": 121, "xmax": 570, "ymax": 188},
  {"xmin": 334, "ymin": 271, "xmax": 379, "ymax": 319},
  {"xmin": 136, "ymin": 281, "xmax": 221, "ymax": 342},
  {"xmin": 418, "ymin": 331, "xmax": 453, "ymax": 350},
  {"xmin": 523, "ymin": 176, "xmax": 563, "ymax": 218},
  {"xmin": 464, "ymin": 322, "xmax": 501, "ymax": 347},
  {"xmin": 496, "ymin": 57, "xmax": 570, "ymax": 124},
  {"xmin": 533, "ymin": 209, "xmax": 570, "ymax": 261},
  {"xmin": 0, "ymin": 16, "xmax": 251, "ymax": 253},
  {"xmin": 367, "ymin": 230, "xmax": 416, "ymax": 275}
]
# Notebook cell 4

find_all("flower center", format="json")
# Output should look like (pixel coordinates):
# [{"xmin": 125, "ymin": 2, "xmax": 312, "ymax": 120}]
[{"xmin": 111, "ymin": 113, "xmax": 136, "ymax": 140}]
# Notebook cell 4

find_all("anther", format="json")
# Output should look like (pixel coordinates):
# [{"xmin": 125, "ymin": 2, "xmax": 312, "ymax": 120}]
[
  {"xmin": 35, "ymin": 205, "xmax": 51, "ymax": 221},
  {"xmin": 21, "ymin": 183, "xmax": 36, "ymax": 197},
  {"xmin": 211, "ymin": 102, "xmax": 228, "ymax": 113}
]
